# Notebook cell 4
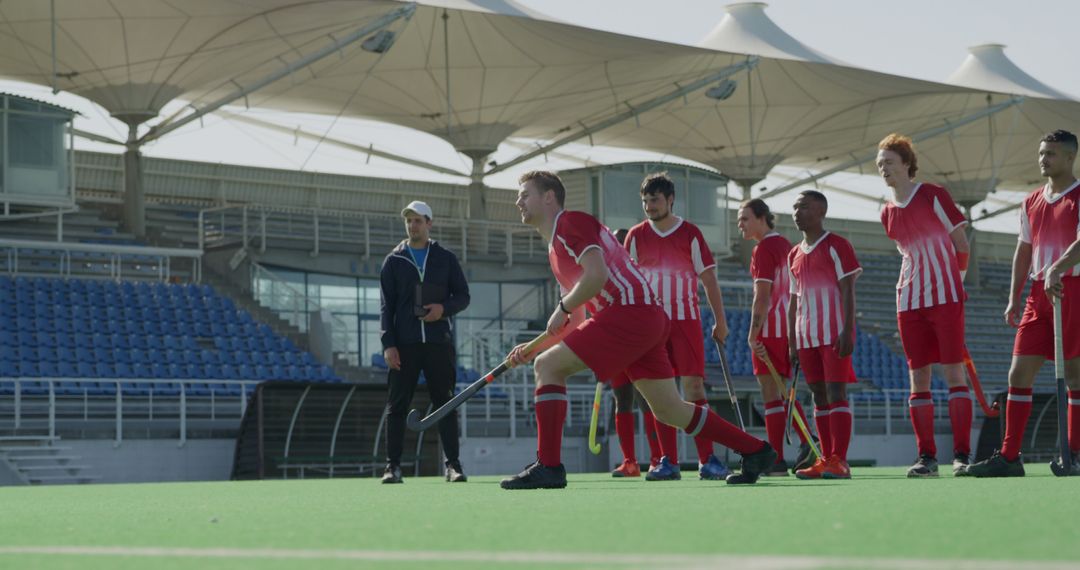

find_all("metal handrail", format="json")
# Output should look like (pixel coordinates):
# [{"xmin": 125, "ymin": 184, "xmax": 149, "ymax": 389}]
[{"xmin": 0, "ymin": 238, "xmax": 202, "ymax": 282}]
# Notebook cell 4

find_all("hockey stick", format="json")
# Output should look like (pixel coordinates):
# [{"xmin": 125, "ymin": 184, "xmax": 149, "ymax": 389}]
[
  {"xmin": 1050, "ymin": 298, "xmax": 1074, "ymax": 476},
  {"xmin": 406, "ymin": 333, "xmax": 549, "ymax": 431},
  {"xmin": 784, "ymin": 359, "xmax": 802, "ymax": 444},
  {"xmin": 762, "ymin": 352, "xmax": 821, "ymax": 461},
  {"xmin": 715, "ymin": 340, "xmax": 745, "ymax": 431},
  {"xmin": 588, "ymin": 381, "xmax": 603, "ymax": 455},
  {"xmin": 961, "ymin": 346, "xmax": 1001, "ymax": 418}
]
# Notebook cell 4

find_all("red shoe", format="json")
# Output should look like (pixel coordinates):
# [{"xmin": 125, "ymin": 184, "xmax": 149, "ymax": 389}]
[
  {"xmin": 821, "ymin": 456, "xmax": 852, "ymax": 480},
  {"xmin": 611, "ymin": 458, "xmax": 641, "ymax": 478},
  {"xmin": 795, "ymin": 457, "xmax": 828, "ymax": 480}
]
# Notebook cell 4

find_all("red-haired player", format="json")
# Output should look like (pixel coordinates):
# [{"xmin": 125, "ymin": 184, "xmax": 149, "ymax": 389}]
[
  {"xmin": 876, "ymin": 133, "xmax": 974, "ymax": 477},
  {"xmin": 501, "ymin": 171, "xmax": 775, "ymax": 489},
  {"xmin": 788, "ymin": 191, "xmax": 860, "ymax": 481},
  {"xmin": 968, "ymin": 130, "xmax": 1080, "ymax": 477}
]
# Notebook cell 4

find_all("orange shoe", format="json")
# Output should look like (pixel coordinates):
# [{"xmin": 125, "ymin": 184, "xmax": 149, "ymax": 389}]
[
  {"xmin": 611, "ymin": 458, "xmax": 641, "ymax": 478},
  {"xmin": 821, "ymin": 456, "xmax": 852, "ymax": 480},
  {"xmin": 795, "ymin": 457, "xmax": 828, "ymax": 480}
]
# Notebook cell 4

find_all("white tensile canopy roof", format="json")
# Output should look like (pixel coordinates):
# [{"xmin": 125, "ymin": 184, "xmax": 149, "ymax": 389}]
[{"xmin": 0, "ymin": 0, "xmax": 1073, "ymax": 217}]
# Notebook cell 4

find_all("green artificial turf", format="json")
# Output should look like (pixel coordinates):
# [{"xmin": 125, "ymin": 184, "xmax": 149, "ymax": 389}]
[{"xmin": 0, "ymin": 467, "xmax": 1075, "ymax": 569}]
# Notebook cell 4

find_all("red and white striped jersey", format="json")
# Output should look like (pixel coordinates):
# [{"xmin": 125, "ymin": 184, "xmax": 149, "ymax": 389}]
[
  {"xmin": 1019, "ymin": 181, "xmax": 1080, "ymax": 281},
  {"xmin": 788, "ymin": 232, "xmax": 861, "ymax": 349},
  {"xmin": 750, "ymin": 232, "xmax": 793, "ymax": 339},
  {"xmin": 625, "ymin": 217, "xmax": 716, "ymax": 321},
  {"xmin": 881, "ymin": 183, "xmax": 968, "ymax": 312},
  {"xmin": 549, "ymin": 210, "xmax": 657, "ymax": 314}
]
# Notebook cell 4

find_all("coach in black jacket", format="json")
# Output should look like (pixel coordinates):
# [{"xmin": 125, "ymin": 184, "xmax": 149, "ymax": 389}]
[{"xmin": 380, "ymin": 200, "xmax": 470, "ymax": 484}]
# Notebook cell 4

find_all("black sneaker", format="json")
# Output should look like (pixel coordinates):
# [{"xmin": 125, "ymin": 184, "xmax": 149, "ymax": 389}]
[
  {"xmin": 726, "ymin": 443, "xmax": 778, "ymax": 485},
  {"xmin": 966, "ymin": 450, "xmax": 1025, "ymax": 478},
  {"xmin": 381, "ymin": 463, "xmax": 402, "ymax": 484},
  {"xmin": 500, "ymin": 460, "xmax": 567, "ymax": 490},
  {"xmin": 906, "ymin": 454, "xmax": 939, "ymax": 478},
  {"xmin": 792, "ymin": 437, "xmax": 818, "ymax": 473},
  {"xmin": 952, "ymin": 452, "xmax": 971, "ymax": 477},
  {"xmin": 1048, "ymin": 451, "xmax": 1079, "ymax": 477},
  {"xmin": 764, "ymin": 459, "xmax": 790, "ymax": 477},
  {"xmin": 445, "ymin": 460, "xmax": 467, "ymax": 483}
]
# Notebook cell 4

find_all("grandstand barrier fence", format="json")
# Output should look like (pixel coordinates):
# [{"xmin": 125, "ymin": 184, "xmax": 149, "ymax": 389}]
[
  {"xmin": 0, "ymin": 238, "xmax": 202, "ymax": 282},
  {"xmin": 0, "ymin": 377, "xmax": 258, "ymax": 446},
  {"xmin": 197, "ymin": 203, "xmax": 543, "ymax": 267}
]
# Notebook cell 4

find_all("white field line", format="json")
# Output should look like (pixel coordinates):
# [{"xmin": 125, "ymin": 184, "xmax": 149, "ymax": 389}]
[{"xmin": 0, "ymin": 546, "xmax": 1075, "ymax": 570}]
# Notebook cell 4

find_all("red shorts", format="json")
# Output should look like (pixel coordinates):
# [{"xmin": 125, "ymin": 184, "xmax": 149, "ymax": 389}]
[
  {"xmin": 564, "ymin": 304, "xmax": 674, "ymax": 383},
  {"xmin": 1014, "ymin": 278, "xmax": 1080, "ymax": 360},
  {"xmin": 666, "ymin": 318, "xmax": 706, "ymax": 378},
  {"xmin": 897, "ymin": 301, "xmax": 966, "ymax": 369},
  {"xmin": 797, "ymin": 345, "xmax": 856, "ymax": 385},
  {"xmin": 752, "ymin": 336, "xmax": 791, "ymax": 378}
]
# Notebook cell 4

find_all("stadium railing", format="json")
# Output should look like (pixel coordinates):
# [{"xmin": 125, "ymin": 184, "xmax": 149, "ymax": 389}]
[
  {"xmin": 197, "ymin": 204, "xmax": 543, "ymax": 267},
  {"xmin": 0, "ymin": 238, "xmax": 202, "ymax": 282},
  {"xmin": 249, "ymin": 262, "xmax": 353, "ymax": 364}
]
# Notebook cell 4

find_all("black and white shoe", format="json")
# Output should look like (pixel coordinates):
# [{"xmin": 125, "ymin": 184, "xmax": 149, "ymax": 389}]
[
  {"xmin": 726, "ymin": 443, "xmax": 778, "ymax": 485},
  {"xmin": 792, "ymin": 436, "xmax": 819, "ymax": 473},
  {"xmin": 500, "ymin": 460, "xmax": 567, "ymax": 490},
  {"xmin": 906, "ymin": 454, "xmax": 939, "ymax": 478},
  {"xmin": 1049, "ymin": 451, "xmax": 1079, "ymax": 477},
  {"xmin": 445, "ymin": 460, "xmax": 467, "ymax": 482},
  {"xmin": 381, "ymin": 463, "xmax": 403, "ymax": 484},
  {"xmin": 952, "ymin": 452, "xmax": 971, "ymax": 477},
  {"xmin": 966, "ymin": 450, "xmax": 1025, "ymax": 478}
]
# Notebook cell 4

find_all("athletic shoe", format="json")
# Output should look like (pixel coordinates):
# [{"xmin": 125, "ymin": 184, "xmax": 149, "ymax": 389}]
[
  {"xmin": 611, "ymin": 458, "xmax": 641, "ymax": 478},
  {"xmin": 966, "ymin": 450, "xmax": 1024, "ymax": 478},
  {"xmin": 725, "ymin": 443, "xmax": 778, "ymax": 485},
  {"xmin": 952, "ymin": 452, "xmax": 971, "ymax": 477},
  {"xmin": 649, "ymin": 457, "xmax": 660, "ymax": 471},
  {"xmin": 821, "ymin": 455, "xmax": 851, "ymax": 479},
  {"xmin": 1049, "ymin": 452, "xmax": 1080, "ymax": 477},
  {"xmin": 381, "ymin": 463, "xmax": 403, "ymax": 484},
  {"xmin": 795, "ymin": 457, "xmax": 828, "ymax": 480},
  {"xmin": 764, "ymin": 459, "xmax": 790, "ymax": 477},
  {"xmin": 445, "ymin": 460, "xmax": 467, "ymax": 483},
  {"xmin": 645, "ymin": 456, "xmax": 681, "ymax": 481},
  {"xmin": 792, "ymin": 436, "xmax": 819, "ymax": 473},
  {"xmin": 698, "ymin": 454, "xmax": 731, "ymax": 480},
  {"xmin": 906, "ymin": 454, "xmax": 939, "ymax": 478},
  {"xmin": 500, "ymin": 460, "xmax": 567, "ymax": 490}
]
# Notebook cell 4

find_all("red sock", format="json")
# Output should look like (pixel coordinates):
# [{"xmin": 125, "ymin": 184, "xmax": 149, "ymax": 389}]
[
  {"xmin": 642, "ymin": 410, "xmax": 661, "ymax": 463},
  {"xmin": 830, "ymin": 400, "xmax": 852, "ymax": 462},
  {"xmin": 948, "ymin": 386, "xmax": 973, "ymax": 456},
  {"xmin": 614, "ymin": 411, "xmax": 636, "ymax": 462},
  {"xmin": 692, "ymin": 399, "xmax": 715, "ymax": 463},
  {"xmin": 792, "ymin": 400, "xmax": 811, "ymax": 444},
  {"xmin": 535, "ymin": 385, "xmax": 567, "ymax": 467},
  {"xmin": 814, "ymin": 405, "xmax": 833, "ymax": 458},
  {"xmin": 1001, "ymin": 387, "xmax": 1033, "ymax": 461},
  {"xmin": 763, "ymin": 399, "xmax": 786, "ymax": 461},
  {"xmin": 908, "ymin": 392, "xmax": 936, "ymax": 457},
  {"xmin": 685, "ymin": 404, "xmax": 764, "ymax": 455},
  {"xmin": 1068, "ymin": 390, "xmax": 1080, "ymax": 453},
  {"xmin": 655, "ymin": 419, "xmax": 679, "ymax": 464}
]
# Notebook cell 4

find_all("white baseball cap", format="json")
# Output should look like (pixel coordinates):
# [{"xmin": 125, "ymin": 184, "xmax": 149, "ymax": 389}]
[{"xmin": 401, "ymin": 200, "xmax": 433, "ymax": 220}]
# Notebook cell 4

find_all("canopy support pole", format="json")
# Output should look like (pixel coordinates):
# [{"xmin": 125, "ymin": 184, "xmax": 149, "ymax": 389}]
[
  {"xmin": 138, "ymin": 3, "xmax": 417, "ymax": 145},
  {"xmin": 756, "ymin": 96, "xmax": 1025, "ymax": 200},
  {"xmin": 485, "ymin": 58, "xmax": 760, "ymax": 177},
  {"xmin": 218, "ymin": 111, "xmax": 467, "ymax": 177}
]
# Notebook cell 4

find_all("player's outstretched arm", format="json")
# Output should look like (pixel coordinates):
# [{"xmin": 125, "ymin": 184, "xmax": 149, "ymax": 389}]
[
  {"xmin": 747, "ymin": 280, "xmax": 771, "ymax": 359},
  {"xmin": 836, "ymin": 275, "xmax": 856, "ymax": 358},
  {"xmin": 1006, "ymin": 241, "xmax": 1033, "ymax": 327},
  {"xmin": 700, "ymin": 268, "xmax": 728, "ymax": 344}
]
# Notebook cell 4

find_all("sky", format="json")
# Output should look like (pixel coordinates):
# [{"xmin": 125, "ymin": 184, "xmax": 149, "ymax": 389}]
[{"xmin": 4, "ymin": 0, "xmax": 1078, "ymax": 235}]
